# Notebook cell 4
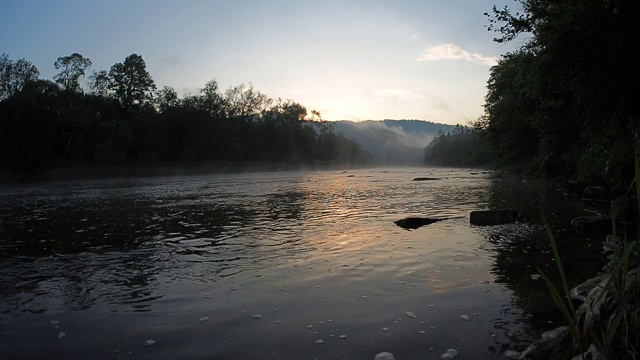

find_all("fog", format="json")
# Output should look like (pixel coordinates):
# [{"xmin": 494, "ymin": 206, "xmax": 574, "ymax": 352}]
[{"xmin": 333, "ymin": 120, "xmax": 456, "ymax": 166}]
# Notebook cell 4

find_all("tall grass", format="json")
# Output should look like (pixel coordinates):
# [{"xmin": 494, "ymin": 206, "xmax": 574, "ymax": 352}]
[{"xmin": 537, "ymin": 155, "xmax": 640, "ymax": 359}]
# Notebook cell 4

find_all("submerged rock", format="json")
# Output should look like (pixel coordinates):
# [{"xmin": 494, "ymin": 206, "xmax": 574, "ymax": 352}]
[
  {"xmin": 375, "ymin": 352, "xmax": 395, "ymax": 360},
  {"xmin": 440, "ymin": 348, "xmax": 458, "ymax": 359},
  {"xmin": 470, "ymin": 209, "xmax": 519, "ymax": 226}
]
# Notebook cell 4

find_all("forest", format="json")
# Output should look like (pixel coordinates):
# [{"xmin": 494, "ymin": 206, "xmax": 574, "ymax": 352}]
[
  {"xmin": 424, "ymin": 0, "xmax": 640, "ymax": 189},
  {"xmin": 0, "ymin": 53, "xmax": 369, "ymax": 176}
]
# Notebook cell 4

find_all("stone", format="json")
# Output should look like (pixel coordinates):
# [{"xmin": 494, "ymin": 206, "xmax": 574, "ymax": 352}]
[
  {"xmin": 374, "ymin": 352, "xmax": 395, "ymax": 360},
  {"xmin": 570, "ymin": 273, "xmax": 610, "ymax": 302},
  {"xmin": 394, "ymin": 217, "xmax": 446, "ymax": 229},
  {"xmin": 470, "ymin": 209, "xmax": 519, "ymax": 226},
  {"xmin": 413, "ymin": 177, "xmax": 440, "ymax": 181}
]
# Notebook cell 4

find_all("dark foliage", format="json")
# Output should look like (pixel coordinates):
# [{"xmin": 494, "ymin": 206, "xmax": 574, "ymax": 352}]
[
  {"xmin": 0, "ymin": 54, "xmax": 369, "ymax": 174},
  {"xmin": 425, "ymin": 0, "xmax": 640, "ymax": 188}
]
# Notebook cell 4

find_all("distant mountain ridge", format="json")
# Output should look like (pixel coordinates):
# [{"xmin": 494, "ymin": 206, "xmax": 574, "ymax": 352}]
[{"xmin": 332, "ymin": 119, "xmax": 456, "ymax": 165}]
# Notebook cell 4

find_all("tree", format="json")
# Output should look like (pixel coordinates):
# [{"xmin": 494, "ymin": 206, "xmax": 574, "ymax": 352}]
[
  {"xmin": 53, "ymin": 53, "xmax": 92, "ymax": 92},
  {"xmin": 478, "ymin": 0, "xmax": 640, "ymax": 185},
  {"xmin": 155, "ymin": 86, "xmax": 179, "ymax": 113},
  {"xmin": 88, "ymin": 70, "xmax": 110, "ymax": 97},
  {"xmin": 224, "ymin": 83, "xmax": 271, "ymax": 119},
  {"xmin": 108, "ymin": 53, "xmax": 156, "ymax": 110},
  {"xmin": 0, "ymin": 53, "xmax": 40, "ymax": 101}
]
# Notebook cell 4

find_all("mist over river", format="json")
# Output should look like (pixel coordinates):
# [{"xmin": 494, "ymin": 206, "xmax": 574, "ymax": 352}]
[{"xmin": 0, "ymin": 168, "xmax": 606, "ymax": 359}]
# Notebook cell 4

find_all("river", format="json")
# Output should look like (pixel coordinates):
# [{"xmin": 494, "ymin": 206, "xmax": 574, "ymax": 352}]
[{"xmin": 0, "ymin": 167, "xmax": 607, "ymax": 359}]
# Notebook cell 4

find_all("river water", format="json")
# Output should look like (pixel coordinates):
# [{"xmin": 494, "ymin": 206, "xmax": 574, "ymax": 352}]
[{"xmin": 0, "ymin": 167, "xmax": 607, "ymax": 359}]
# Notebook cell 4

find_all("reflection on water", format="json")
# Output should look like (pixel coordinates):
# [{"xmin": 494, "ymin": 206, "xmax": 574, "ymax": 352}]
[{"xmin": 0, "ymin": 168, "xmax": 602, "ymax": 359}]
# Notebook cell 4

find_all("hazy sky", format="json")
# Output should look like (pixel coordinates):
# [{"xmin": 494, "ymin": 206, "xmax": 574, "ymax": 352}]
[{"xmin": 1, "ymin": 0, "xmax": 521, "ymax": 125}]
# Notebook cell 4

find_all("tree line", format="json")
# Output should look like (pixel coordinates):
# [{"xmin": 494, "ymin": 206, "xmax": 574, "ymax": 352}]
[
  {"xmin": 0, "ymin": 52, "xmax": 369, "ymax": 174},
  {"xmin": 424, "ymin": 0, "xmax": 640, "ymax": 189}
]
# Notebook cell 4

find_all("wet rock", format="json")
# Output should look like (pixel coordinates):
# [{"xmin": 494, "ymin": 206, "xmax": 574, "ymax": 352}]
[
  {"xmin": 315, "ymin": 339, "xmax": 325, "ymax": 345},
  {"xmin": 541, "ymin": 326, "xmax": 568, "ymax": 341},
  {"xmin": 520, "ymin": 329, "xmax": 574, "ymax": 360},
  {"xmin": 470, "ymin": 209, "xmax": 519, "ymax": 226},
  {"xmin": 413, "ymin": 177, "xmax": 440, "ymax": 181},
  {"xmin": 504, "ymin": 350, "xmax": 521, "ymax": 359},
  {"xmin": 570, "ymin": 273, "xmax": 610, "ymax": 302},
  {"xmin": 394, "ymin": 217, "xmax": 445, "ymax": 230},
  {"xmin": 460, "ymin": 314, "xmax": 470, "ymax": 321},
  {"xmin": 375, "ymin": 352, "xmax": 395, "ymax": 360}
]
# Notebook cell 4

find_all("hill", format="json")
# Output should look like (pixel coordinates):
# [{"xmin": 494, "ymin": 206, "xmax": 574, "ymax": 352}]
[{"xmin": 332, "ymin": 120, "xmax": 457, "ymax": 165}]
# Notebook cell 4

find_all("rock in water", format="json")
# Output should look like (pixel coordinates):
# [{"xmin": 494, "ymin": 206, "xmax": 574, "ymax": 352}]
[
  {"xmin": 375, "ymin": 352, "xmax": 395, "ymax": 360},
  {"xmin": 440, "ymin": 348, "xmax": 458, "ymax": 359},
  {"xmin": 394, "ymin": 217, "xmax": 445, "ymax": 229},
  {"xmin": 470, "ymin": 209, "xmax": 518, "ymax": 226}
]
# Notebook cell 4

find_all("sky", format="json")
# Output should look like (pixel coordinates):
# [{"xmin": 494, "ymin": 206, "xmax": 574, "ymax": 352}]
[{"xmin": 0, "ymin": 0, "xmax": 521, "ymax": 125}]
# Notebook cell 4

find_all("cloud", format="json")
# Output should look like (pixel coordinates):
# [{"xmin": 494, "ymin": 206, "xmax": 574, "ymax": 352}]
[{"xmin": 416, "ymin": 43, "xmax": 497, "ymax": 66}]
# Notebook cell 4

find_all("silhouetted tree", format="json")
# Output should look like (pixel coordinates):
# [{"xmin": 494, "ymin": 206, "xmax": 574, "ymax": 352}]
[
  {"xmin": 53, "ymin": 53, "xmax": 92, "ymax": 92},
  {"xmin": 108, "ymin": 54, "xmax": 156, "ymax": 110},
  {"xmin": 0, "ymin": 53, "xmax": 40, "ymax": 101}
]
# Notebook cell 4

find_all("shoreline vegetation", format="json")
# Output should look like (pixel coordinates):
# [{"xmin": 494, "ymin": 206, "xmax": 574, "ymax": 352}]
[
  {"xmin": 423, "ymin": 1, "xmax": 639, "ymax": 193},
  {"xmin": 0, "ymin": 53, "xmax": 369, "ymax": 179}
]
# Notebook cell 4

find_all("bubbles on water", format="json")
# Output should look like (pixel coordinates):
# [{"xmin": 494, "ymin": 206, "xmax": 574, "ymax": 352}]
[
  {"xmin": 57, "ymin": 332, "xmax": 66, "ymax": 339},
  {"xmin": 142, "ymin": 339, "xmax": 155, "ymax": 346},
  {"xmin": 406, "ymin": 311, "xmax": 417, "ymax": 319},
  {"xmin": 199, "ymin": 316, "xmax": 209, "ymax": 322},
  {"xmin": 251, "ymin": 313, "xmax": 262, "ymax": 319},
  {"xmin": 460, "ymin": 315, "xmax": 470, "ymax": 321},
  {"xmin": 50, "ymin": 320, "xmax": 60, "ymax": 326},
  {"xmin": 339, "ymin": 334, "xmax": 347, "ymax": 339},
  {"xmin": 531, "ymin": 274, "xmax": 542, "ymax": 280},
  {"xmin": 315, "ymin": 339, "xmax": 325, "ymax": 345},
  {"xmin": 382, "ymin": 327, "xmax": 390, "ymax": 332}
]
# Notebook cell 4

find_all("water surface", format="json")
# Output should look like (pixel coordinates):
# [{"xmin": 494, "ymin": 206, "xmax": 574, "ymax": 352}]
[{"xmin": 0, "ymin": 168, "xmax": 605, "ymax": 359}]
